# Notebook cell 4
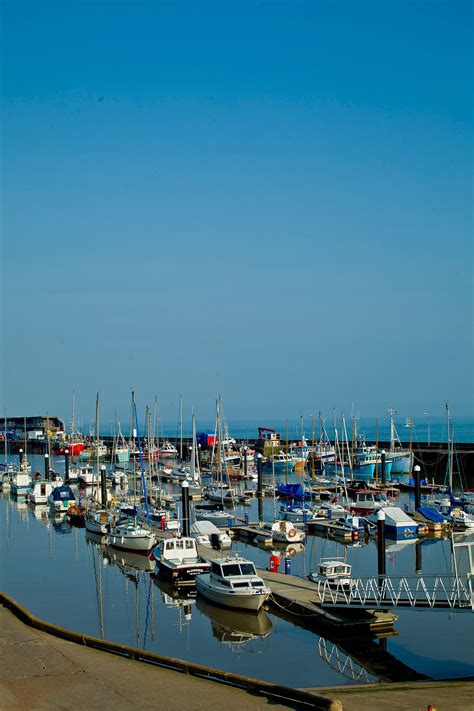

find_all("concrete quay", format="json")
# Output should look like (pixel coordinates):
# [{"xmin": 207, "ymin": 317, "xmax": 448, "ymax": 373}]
[{"xmin": 0, "ymin": 604, "xmax": 336, "ymax": 710}]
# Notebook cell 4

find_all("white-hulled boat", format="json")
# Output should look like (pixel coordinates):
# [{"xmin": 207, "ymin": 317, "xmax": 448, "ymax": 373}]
[
  {"xmin": 190, "ymin": 520, "xmax": 232, "ymax": 550},
  {"xmin": 11, "ymin": 472, "xmax": 31, "ymax": 497},
  {"xmin": 85, "ymin": 508, "xmax": 114, "ymax": 535},
  {"xmin": 261, "ymin": 520, "xmax": 305, "ymax": 543},
  {"xmin": 195, "ymin": 556, "xmax": 271, "ymax": 611},
  {"xmin": 152, "ymin": 537, "xmax": 211, "ymax": 587},
  {"xmin": 106, "ymin": 519, "xmax": 156, "ymax": 553},
  {"xmin": 308, "ymin": 558, "xmax": 354, "ymax": 590},
  {"xmin": 78, "ymin": 465, "xmax": 95, "ymax": 486},
  {"xmin": 29, "ymin": 479, "xmax": 53, "ymax": 505},
  {"xmin": 159, "ymin": 440, "xmax": 178, "ymax": 458},
  {"xmin": 207, "ymin": 483, "xmax": 234, "ymax": 504}
]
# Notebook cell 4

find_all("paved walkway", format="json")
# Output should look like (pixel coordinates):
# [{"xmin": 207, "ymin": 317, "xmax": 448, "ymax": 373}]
[
  {"xmin": 0, "ymin": 606, "xmax": 307, "ymax": 711},
  {"xmin": 308, "ymin": 680, "xmax": 474, "ymax": 711}
]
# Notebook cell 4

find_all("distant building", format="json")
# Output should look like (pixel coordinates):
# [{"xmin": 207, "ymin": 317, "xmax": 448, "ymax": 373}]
[{"xmin": 2, "ymin": 416, "xmax": 65, "ymax": 440}]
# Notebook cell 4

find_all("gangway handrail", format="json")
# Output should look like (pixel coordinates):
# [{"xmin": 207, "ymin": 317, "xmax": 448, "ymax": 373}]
[{"xmin": 315, "ymin": 572, "xmax": 473, "ymax": 611}]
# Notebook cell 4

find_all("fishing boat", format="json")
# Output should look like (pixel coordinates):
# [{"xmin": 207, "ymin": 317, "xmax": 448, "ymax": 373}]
[
  {"xmin": 385, "ymin": 409, "xmax": 414, "ymax": 479},
  {"xmin": 190, "ymin": 520, "xmax": 232, "ymax": 550},
  {"xmin": 308, "ymin": 558, "xmax": 354, "ymax": 590},
  {"xmin": 196, "ymin": 556, "xmax": 271, "ymax": 611},
  {"xmin": 152, "ymin": 537, "xmax": 211, "ymax": 586}
]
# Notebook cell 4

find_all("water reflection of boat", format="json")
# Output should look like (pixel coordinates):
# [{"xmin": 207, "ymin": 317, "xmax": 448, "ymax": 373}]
[
  {"xmin": 51, "ymin": 514, "xmax": 72, "ymax": 534},
  {"xmin": 152, "ymin": 575, "xmax": 196, "ymax": 628},
  {"xmin": 272, "ymin": 541, "xmax": 305, "ymax": 556},
  {"xmin": 29, "ymin": 503, "xmax": 50, "ymax": 523},
  {"xmin": 85, "ymin": 529, "xmax": 105, "ymax": 546},
  {"xmin": 106, "ymin": 547, "xmax": 156, "ymax": 575},
  {"xmin": 196, "ymin": 596, "xmax": 272, "ymax": 644}
]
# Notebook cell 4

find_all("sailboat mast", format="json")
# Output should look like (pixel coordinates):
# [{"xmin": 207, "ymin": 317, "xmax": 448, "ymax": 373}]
[
  {"xmin": 285, "ymin": 419, "xmax": 289, "ymax": 485},
  {"xmin": 179, "ymin": 395, "xmax": 183, "ymax": 461},
  {"xmin": 3, "ymin": 408, "xmax": 7, "ymax": 464},
  {"xmin": 95, "ymin": 393, "xmax": 100, "ymax": 485}
]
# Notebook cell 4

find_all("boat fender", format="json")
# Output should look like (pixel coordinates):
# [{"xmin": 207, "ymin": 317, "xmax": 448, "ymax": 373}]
[{"xmin": 288, "ymin": 528, "xmax": 297, "ymax": 538}]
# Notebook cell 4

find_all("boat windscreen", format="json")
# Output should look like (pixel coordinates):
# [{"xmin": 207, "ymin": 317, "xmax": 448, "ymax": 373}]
[
  {"xmin": 240, "ymin": 563, "xmax": 257, "ymax": 576},
  {"xmin": 222, "ymin": 564, "xmax": 241, "ymax": 576}
]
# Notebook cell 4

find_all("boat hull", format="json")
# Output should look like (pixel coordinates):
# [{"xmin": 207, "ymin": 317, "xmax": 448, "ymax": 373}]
[
  {"xmin": 158, "ymin": 561, "xmax": 211, "ymax": 587},
  {"xmin": 195, "ymin": 576, "xmax": 269, "ymax": 611}
]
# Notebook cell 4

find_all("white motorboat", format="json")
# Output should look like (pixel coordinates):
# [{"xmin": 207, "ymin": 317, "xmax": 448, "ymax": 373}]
[
  {"xmin": 107, "ymin": 520, "xmax": 156, "ymax": 553},
  {"xmin": 261, "ymin": 520, "xmax": 305, "ymax": 543},
  {"xmin": 29, "ymin": 479, "xmax": 53, "ymax": 505},
  {"xmin": 151, "ymin": 536, "xmax": 211, "ymax": 587},
  {"xmin": 190, "ymin": 520, "xmax": 232, "ymax": 550},
  {"xmin": 195, "ymin": 556, "xmax": 271, "ymax": 612},
  {"xmin": 308, "ymin": 558, "xmax": 354, "ymax": 590}
]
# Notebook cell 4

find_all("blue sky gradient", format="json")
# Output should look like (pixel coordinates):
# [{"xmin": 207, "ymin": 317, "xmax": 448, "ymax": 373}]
[{"xmin": 1, "ymin": 0, "xmax": 472, "ymax": 425}]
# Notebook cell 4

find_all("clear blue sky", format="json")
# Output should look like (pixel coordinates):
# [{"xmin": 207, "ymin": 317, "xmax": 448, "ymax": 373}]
[{"xmin": 1, "ymin": 0, "xmax": 472, "ymax": 428}]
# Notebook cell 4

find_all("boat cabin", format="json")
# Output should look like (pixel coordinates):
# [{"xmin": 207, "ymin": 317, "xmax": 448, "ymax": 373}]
[
  {"xmin": 209, "ymin": 560, "xmax": 266, "ymax": 589},
  {"xmin": 160, "ymin": 537, "xmax": 200, "ymax": 565},
  {"xmin": 319, "ymin": 559, "xmax": 352, "ymax": 579}
]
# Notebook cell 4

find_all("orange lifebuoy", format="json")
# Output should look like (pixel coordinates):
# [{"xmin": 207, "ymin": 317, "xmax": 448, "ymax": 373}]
[{"xmin": 288, "ymin": 528, "xmax": 297, "ymax": 538}]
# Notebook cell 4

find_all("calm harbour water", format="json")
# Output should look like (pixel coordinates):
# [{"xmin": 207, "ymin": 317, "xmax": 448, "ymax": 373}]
[{"xmin": 1, "ymin": 454, "xmax": 474, "ymax": 688}]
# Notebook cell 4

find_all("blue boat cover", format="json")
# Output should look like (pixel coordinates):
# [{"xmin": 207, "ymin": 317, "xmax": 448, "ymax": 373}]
[
  {"xmin": 277, "ymin": 483, "xmax": 305, "ymax": 499},
  {"xmin": 417, "ymin": 507, "xmax": 447, "ymax": 523},
  {"xmin": 51, "ymin": 485, "xmax": 75, "ymax": 502}
]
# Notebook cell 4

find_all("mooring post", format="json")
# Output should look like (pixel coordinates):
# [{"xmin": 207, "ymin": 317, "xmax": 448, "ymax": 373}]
[
  {"xmin": 181, "ymin": 479, "xmax": 190, "ymax": 536},
  {"xmin": 100, "ymin": 464, "xmax": 107, "ymax": 506},
  {"xmin": 381, "ymin": 449, "xmax": 386, "ymax": 485},
  {"xmin": 44, "ymin": 453, "xmax": 49, "ymax": 481},
  {"xmin": 257, "ymin": 453, "xmax": 263, "ymax": 497},
  {"xmin": 416, "ymin": 540, "xmax": 423, "ymax": 574},
  {"xmin": 377, "ymin": 509, "xmax": 386, "ymax": 577},
  {"xmin": 414, "ymin": 464, "xmax": 421, "ymax": 511},
  {"xmin": 64, "ymin": 449, "xmax": 70, "ymax": 484}
]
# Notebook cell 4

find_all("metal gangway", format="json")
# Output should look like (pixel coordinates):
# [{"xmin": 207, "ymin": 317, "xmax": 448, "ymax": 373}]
[
  {"xmin": 317, "ymin": 532, "xmax": 474, "ymax": 612},
  {"xmin": 315, "ymin": 572, "xmax": 473, "ymax": 611}
]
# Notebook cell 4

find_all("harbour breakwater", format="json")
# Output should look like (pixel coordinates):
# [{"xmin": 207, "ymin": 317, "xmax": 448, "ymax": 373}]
[{"xmin": 7, "ymin": 438, "xmax": 474, "ymax": 486}]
